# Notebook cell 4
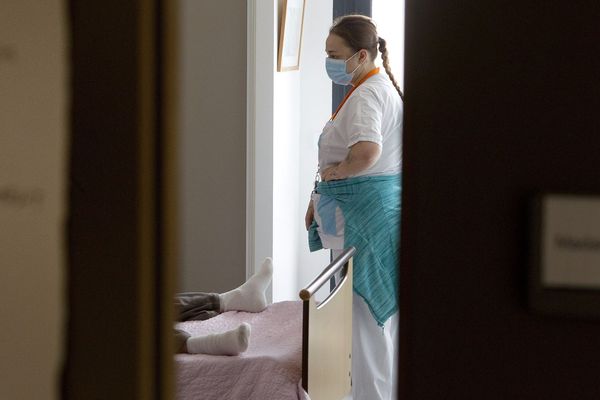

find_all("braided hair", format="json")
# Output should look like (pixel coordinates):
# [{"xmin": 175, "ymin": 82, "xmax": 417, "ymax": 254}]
[{"xmin": 330, "ymin": 15, "xmax": 404, "ymax": 100}]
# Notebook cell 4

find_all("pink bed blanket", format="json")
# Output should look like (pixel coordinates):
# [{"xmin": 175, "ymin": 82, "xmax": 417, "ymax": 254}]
[{"xmin": 175, "ymin": 300, "xmax": 309, "ymax": 400}]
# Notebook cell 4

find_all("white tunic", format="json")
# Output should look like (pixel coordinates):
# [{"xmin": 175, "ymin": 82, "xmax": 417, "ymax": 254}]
[{"xmin": 318, "ymin": 72, "xmax": 403, "ymax": 177}]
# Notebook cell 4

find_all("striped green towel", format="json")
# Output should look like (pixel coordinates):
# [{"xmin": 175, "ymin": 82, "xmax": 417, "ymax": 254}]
[{"xmin": 309, "ymin": 174, "xmax": 401, "ymax": 326}]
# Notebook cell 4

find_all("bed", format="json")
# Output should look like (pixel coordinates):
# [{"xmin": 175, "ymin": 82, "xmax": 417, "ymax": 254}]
[{"xmin": 174, "ymin": 247, "xmax": 355, "ymax": 400}]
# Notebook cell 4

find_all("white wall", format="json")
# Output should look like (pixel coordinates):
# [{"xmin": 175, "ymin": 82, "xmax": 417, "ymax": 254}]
[
  {"xmin": 273, "ymin": 71, "xmax": 302, "ymax": 300},
  {"xmin": 247, "ymin": 0, "xmax": 276, "ymax": 302},
  {"xmin": 272, "ymin": 0, "xmax": 332, "ymax": 301},
  {"xmin": 373, "ymin": 0, "xmax": 405, "ymax": 90},
  {"xmin": 295, "ymin": 0, "xmax": 333, "ymax": 293},
  {"xmin": 0, "ymin": 1, "xmax": 67, "ymax": 398}
]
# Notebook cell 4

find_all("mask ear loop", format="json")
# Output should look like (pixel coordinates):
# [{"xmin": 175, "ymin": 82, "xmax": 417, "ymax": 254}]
[{"xmin": 346, "ymin": 50, "xmax": 366, "ymax": 75}]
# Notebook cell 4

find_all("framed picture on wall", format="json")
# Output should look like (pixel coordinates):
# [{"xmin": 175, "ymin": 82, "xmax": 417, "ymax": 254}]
[{"xmin": 277, "ymin": 0, "xmax": 307, "ymax": 72}]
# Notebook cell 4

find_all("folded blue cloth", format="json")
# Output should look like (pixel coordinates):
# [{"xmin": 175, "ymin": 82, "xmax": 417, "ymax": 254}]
[
  {"xmin": 315, "ymin": 193, "xmax": 339, "ymax": 235},
  {"xmin": 308, "ymin": 174, "xmax": 401, "ymax": 326}
]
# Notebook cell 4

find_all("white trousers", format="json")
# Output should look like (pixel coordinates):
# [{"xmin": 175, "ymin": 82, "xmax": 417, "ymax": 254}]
[
  {"xmin": 350, "ymin": 293, "xmax": 398, "ymax": 400},
  {"xmin": 333, "ymin": 251, "xmax": 399, "ymax": 400}
]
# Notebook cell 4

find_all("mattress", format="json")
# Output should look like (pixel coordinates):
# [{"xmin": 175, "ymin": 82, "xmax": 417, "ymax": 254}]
[{"xmin": 175, "ymin": 300, "xmax": 308, "ymax": 400}]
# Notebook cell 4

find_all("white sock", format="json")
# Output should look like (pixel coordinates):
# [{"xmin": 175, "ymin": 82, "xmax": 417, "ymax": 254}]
[
  {"xmin": 186, "ymin": 323, "xmax": 251, "ymax": 356},
  {"xmin": 219, "ymin": 257, "xmax": 273, "ymax": 313}
]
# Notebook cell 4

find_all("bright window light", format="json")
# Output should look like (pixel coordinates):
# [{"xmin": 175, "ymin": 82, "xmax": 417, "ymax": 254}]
[{"xmin": 372, "ymin": 0, "xmax": 405, "ymax": 90}]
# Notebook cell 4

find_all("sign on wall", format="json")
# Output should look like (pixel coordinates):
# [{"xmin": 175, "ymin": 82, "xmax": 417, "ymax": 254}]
[
  {"xmin": 530, "ymin": 193, "xmax": 600, "ymax": 319},
  {"xmin": 541, "ymin": 194, "xmax": 600, "ymax": 289}
]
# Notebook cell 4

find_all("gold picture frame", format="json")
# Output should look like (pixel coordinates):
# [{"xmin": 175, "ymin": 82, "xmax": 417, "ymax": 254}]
[{"xmin": 277, "ymin": 0, "xmax": 307, "ymax": 72}]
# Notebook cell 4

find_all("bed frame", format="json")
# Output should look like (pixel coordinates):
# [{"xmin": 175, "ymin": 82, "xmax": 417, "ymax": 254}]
[{"xmin": 299, "ymin": 247, "xmax": 355, "ymax": 400}]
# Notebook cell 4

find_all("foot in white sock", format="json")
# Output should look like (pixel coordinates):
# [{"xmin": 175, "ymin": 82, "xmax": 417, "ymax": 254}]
[
  {"xmin": 219, "ymin": 257, "xmax": 273, "ymax": 313},
  {"xmin": 186, "ymin": 323, "xmax": 251, "ymax": 356}
]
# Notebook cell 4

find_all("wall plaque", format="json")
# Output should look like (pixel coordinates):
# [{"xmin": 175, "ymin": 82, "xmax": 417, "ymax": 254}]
[{"xmin": 530, "ymin": 194, "xmax": 600, "ymax": 318}]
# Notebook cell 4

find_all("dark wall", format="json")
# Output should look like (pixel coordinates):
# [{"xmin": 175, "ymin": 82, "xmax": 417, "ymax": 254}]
[{"xmin": 401, "ymin": 1, "xmax": 600, "ymax": 398}]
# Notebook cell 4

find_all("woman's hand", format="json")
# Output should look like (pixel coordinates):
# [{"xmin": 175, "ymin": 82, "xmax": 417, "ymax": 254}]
[
  {"xmin": 320, "ymin": 165, "xmax": 342, "ymax": 181},
  {"xmin": 305, "ymin": 200, "xmax": 314, "ymax": 230}
]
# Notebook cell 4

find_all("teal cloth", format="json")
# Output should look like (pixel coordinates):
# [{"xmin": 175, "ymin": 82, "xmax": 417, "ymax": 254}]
[{"xmin": 308, "ymin": 174, "xmax": 401, "ymax": 326}]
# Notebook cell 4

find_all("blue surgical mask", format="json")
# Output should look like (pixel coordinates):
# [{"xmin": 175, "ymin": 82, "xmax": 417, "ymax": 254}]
[{"xmin": 325, "ymin": 51, "xmax": 361, "ymax": 86}]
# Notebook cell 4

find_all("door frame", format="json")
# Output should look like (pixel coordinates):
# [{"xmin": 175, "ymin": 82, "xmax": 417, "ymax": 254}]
[{"xmin": 65, "ymin": 0, "xmax": 174, "ymax": 398}]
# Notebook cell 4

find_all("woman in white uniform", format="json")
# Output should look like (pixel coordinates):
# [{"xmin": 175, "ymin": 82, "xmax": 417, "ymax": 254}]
[{"xmin": 305, "ymin": 15, "xmax": 403, "ymax": 400}]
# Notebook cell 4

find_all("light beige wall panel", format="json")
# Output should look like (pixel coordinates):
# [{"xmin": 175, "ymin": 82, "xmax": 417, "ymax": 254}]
[
  {"xmin": 177, "ymin": 0, "xmax": 247, "ymax": 292},
  {"xmin": 0, "ymin": 1, "xmax": 68, "ymax": 399}
]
